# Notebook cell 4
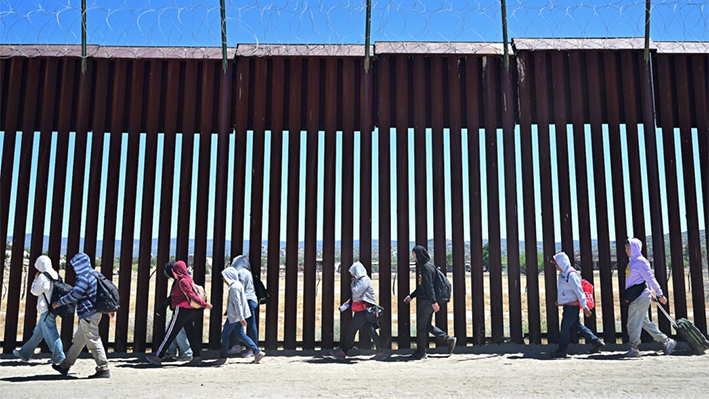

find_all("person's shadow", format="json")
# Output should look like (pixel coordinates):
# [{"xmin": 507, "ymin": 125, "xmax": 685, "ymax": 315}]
[{"xmin": 1, "ymin": 374, "xmax": 79, "ymax": 382}]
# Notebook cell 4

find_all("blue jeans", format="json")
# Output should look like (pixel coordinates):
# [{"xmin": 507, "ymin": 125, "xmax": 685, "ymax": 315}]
[
  {"xmin": 221, "ymin": 319, "xmax": 260, "ymax": 358},
  {"xmin": 627, "ymin": 296, "xmax": 668, "ymax": 347},
  {"xmin": 165, "ymin": 327, "xmax": 192, "ymax": 357},
  {"xmin": 558, "ymin": 305, "xmax": 600, "ymax": 351},
  {"xmin": 230, "ymin": 300, "xmax": 259, "ymax": 349},
  {"xmin": 17, "ymin": 311, "xmax": 65, "ymax": 364}
]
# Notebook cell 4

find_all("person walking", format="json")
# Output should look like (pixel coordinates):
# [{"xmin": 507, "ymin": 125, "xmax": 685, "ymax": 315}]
[
  {"xmin": 155, "ymin": 262, "xmax": 193, "ymax": 362},
  {"xmin": 550, "ymin": 252, "xmax": 605, "ymax": 358},
  {"xmin": 51, "ymin": 253, "xmax": 111, "ymax": 378},
  {"xmin": 404, "ymin": 245, "xmax": 456, "ymax": 359},
  {"xmin": 330, "ymin": 262, "xmax": 386, "ymax": 361},
  {"xmin": 623, "ymin": 238, "xmax": 676, "ymax": 357},
  {"xmin": 229, "ymin": 255, "xmax": 260, "ymax": 358},
  {"xmin": 13, "ymin": 255, "xmax": 66, "ymax": 365},
  {"xmin": 146, "ymin": 260, "xmax": 212, "ymax": 366}
]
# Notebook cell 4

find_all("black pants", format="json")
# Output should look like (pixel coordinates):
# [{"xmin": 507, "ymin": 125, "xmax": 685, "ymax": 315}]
[
  {"xmin": 156, "ymin": 307, "xmax": 202, "ymax": 358},
  {"xmin": 341, "ymin": 311, "xmax": 383, "ymax": 354},
  {"xmin": 416, "ymin": 300, "xmax": 451, "ymax": 354}
]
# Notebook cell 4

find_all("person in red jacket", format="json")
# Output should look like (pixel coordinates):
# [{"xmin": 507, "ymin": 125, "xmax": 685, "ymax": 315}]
[{"xmin": 146, "ymin": 260, "xmax": 212, "ymax": 366}]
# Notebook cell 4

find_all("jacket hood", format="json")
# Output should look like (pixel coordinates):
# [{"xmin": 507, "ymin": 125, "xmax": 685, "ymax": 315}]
[
  {"xmin": 222, "ymin": 267, "xmax": 240, "ymax": 285},
  {"xmin": 553, "ymin": 252, "xmax": 573, "ymax": 273},
  {"xmin": 413, "ymin": 245, "xmax": 431, "ymax": 264},
  {"xmin": 35, "ymin": 255, "xmax": 58, "ymax": 280},
  {"xmin": 349, "ymin": 262, "xmax": 368, "ymax": 279},
  {"xmin": 172, "ymin": 260, "xmax": 191, "ymax": 280},
  {"xmin": 627, "ymin": 238, "xmax": 643, "ymax": 259},
  {"xmin": 230, "ymin": 255, "xmax": 251, "ymax": 272},
  {"xmin": 70, "ymin": 253, "xmax": 93, "ymax": 275}
]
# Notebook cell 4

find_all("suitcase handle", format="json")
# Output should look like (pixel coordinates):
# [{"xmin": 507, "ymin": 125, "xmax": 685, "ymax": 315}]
[{"xmin": 654, "ymin": 296, "xmax": 679, "ymax": 329}]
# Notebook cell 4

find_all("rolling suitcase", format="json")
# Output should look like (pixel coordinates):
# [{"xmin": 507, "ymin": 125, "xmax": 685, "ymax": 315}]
[{"xmin": 656, "ymin": 301, "xmax": 709, "ymax": 355}]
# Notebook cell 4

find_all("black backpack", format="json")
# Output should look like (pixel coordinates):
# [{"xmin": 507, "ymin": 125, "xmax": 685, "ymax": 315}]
[
  {"xmin": 93, "ymin": 271, "xmax": 120, "ymax": 313},
  {"xmin": 253, "ymin": 274, "xmax": 269, "ymax": 305},
  {"xmin": 42, "ymin": 272, "xmax": 75, "ymax": 319},
  {"xmin": 433, "ymin": 266, "xmax": 452, "ymax": 303}
]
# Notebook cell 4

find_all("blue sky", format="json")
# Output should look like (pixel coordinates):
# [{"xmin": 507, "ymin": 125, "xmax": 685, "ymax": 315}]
[{"xmin": 1, "ymin": 1, "xmax": 707, "ymax": 256}]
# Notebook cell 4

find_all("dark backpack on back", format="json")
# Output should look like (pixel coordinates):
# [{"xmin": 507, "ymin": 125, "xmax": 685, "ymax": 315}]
[
  {"xmin": 253, "ymin": 273, "xmax": 269, "ymax": 305},
  {"xmin": 93, "ymin": 271, "xmax": 120, "ymax": 313},
  {"xmin": 433, "ymin": 266, "xmax": 452, "ymax": 303},
  {"xmin": 42, "ymin": 272, "xmax": 75, "ymax": 318}
]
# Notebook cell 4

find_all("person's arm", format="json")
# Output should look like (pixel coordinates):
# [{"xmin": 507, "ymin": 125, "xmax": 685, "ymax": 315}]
[
  {"xmin": 179, "ymin": 279, "xmax": 211, "ymax": 308},
  {"xmin": 639, "ymin": 260, "xmax": 667, "ymax": 304},
  {"xmin": 570, "ymin": 272, "xmax": 588, "ymax": 309},
  {"xmin": 56, "ymin": 276, "xmax": 89, "ymax": 306},
  {"xmin": 350, "ymin": 279, "xmax": 367, "ymax": 300},
  {"xmin": 156, "ymin": 295, "xmax": 172, "ymax": 316},
  {"xmin": 30, "ymin": 273, "xmax": 51, "ymax": 297},
  {"xmin": 423, "ymin": 264, "xmax": 437, "ymax": 303}
]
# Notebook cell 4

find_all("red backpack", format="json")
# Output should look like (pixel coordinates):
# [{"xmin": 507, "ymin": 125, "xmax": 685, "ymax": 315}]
[{"xmin": 569, "ymin": 270, "xmax": 595, "ymax": 310}]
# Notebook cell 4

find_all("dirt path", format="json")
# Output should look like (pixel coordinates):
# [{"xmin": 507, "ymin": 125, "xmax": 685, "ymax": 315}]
[{"xmin": 1, "ymin": 342, "xmax": 707, "ymax": 398}]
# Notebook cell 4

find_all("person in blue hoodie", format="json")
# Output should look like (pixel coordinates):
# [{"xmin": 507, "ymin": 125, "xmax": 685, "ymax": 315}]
[
  {"xmin": 623, "ymin": 238, "xmax": 676, "ymax": 357},
  {"xmin": 51, "ymin": 253, "xmax": 111, "ymax": 378},
  {"xmin": 550, "ymin": 252, "xmax": 605, "ymax": 358},
  {"xmin": 216, "ymin": 267, "xmax": 265, "ymax": 365}
]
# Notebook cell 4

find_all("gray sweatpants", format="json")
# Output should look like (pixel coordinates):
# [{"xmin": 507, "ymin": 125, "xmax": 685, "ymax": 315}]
[{"xmin": 61, "ymin": 312, "xmax": 109, "ymax": 371}]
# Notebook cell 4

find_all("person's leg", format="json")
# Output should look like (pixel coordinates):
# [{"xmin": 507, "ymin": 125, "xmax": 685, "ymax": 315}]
[
  {"xmin": 573, "ymin": 313, "xmax": 601, "ymax": 345},
  {"xmin": 246, "ymin": 300, "xmax": 259, "ymax": 346},
  {"xmin": 175, "ymin": 328, "xmax": 193, "ymax": 356},
  {"xmin": 39, "ymin": 312, "xmax": 65, "ymax": 364},
  {"xmin": 220, "ymin": 319, "xmax": 238, "ymax": 358},
  {"xmin": 61, "ymin": 318, "xmax": 90, "ymax": 369},
  {"xmin": 558, "ymin": 305, "xmax": 577, "ymax": 353},
  {"xmin": 641, "ymin": 314, "xmax": 669, "ymax": 342},
  {"xmin": 627, "ymin": 297, "xmax": 650, "ymax": 348},
  {"xmin": 340, "ymin": 312, "xmax": 368, "ymax": 353},
  {"xmin": 156, "ymin": 307, "xmax": 190, "ymax": 358},
  {"xmin": 234, "ymin": 322, "xmax": 260, "ymax": 354},
  {"xmin": 364, "ymin": 319, "xmax": 383, "ymax": 352},
  {"xmin": 182, "ymin": 310, "xmax": 201, "ymax": 358},
  {"xmin": 16, "ymin": 315, "xmax": 45, "ymax": 361},
  {"xmin": 416, "ymin": 300, "xmax": 435, "ymax": 354},
  {"xmin": 81, "ymin": 313, "xmax": 109, "ymax": 371}
]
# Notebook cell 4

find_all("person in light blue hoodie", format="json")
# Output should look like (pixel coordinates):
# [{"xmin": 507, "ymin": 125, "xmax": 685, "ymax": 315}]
[
  {"xmin": 216, "ymin": 267, "xmax": 265, "ymax": 365},
  {"xmin": 623, "ymin": 238, "xmax": 676, "ymax": 357},
  {"xmin": 550, "ymin": 252, "xmax": 604, "ymax": 358}
]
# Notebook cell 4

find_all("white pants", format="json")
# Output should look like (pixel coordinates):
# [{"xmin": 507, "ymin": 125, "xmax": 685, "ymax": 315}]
[{"xmin": 627, "ymin": 296, "xmax": 668, "ymax": 348}]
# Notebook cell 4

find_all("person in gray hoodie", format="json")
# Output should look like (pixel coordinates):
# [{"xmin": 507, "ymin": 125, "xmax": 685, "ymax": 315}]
[
  {"xmin": 216, "ymin": 267, "xmax": 265, "ymax": 365},
  {"xmin": 330, "ymin": 262, "xmax": 386, "ymax": 361},
  {"xmin": 13, "ymin": 255, "xmax": 66, "ymax": 365},
  {"xmin": 550, "ymin": 252, "xmax": 605, "ymax": 358},
  {"xmin": 229, "ymin": 255, "xmax": 259, "ymax": 357},
  {"xmin": 623, "ymin": 238, "xmax": 676, "ymax": 357}
]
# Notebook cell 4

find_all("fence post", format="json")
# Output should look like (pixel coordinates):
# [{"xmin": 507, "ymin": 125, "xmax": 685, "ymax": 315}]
[
  {"xmin": 364, "ymin": 0, "xmax": 372, "ymax": 73},
  {"xmin": 220, "ymin": 0, "xmax": 228, "ymax": 73},
  {"xmin": 501, "ymin": 0, "xmax": 509, "ymax": 70},
  {"xmin": 81, "ymin": 0, "xmax": 87, "ymax": 74},
  {"xmin": 644, "ymin": 0, "xmax": 651, "ymax": 63}
]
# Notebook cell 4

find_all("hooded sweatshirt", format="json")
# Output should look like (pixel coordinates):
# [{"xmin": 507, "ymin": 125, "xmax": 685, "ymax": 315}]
[
  {"xmin": 170, "ymin": 261, "xmax": 210, "ymax": 309},
  {"xmin": 409, "ymin": 245, "xmax": 437, "ymax": 303},
  {"xmin": 624, "ymin": 238, "xmax": 663, "ymax": 299},
  {"xmin": 554, "ymin": 252, "xmax": 588, "ymax": 309},
  {"xmin": 56, "ymin": 253, "xmax": 97, "ymax": 319},
  {"xmin": 230, "ymin": 255, "xmax": 257, "ymax": 303},
  {"xmin": 222, "ymin": 267, "xmax": 251, "ymax": 323},
  {"xmin": 30, "ymin": 255, "xmax": 58, "ymax": 314},
  {"xmin": 350, "ymin": 262, "xmax": 377, "ymax": 311}
]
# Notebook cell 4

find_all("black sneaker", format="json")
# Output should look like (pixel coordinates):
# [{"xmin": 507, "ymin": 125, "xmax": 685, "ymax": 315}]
[
  {"xmin": 549, "ymin": 350, "xmax": 568, "ymax": 358},
  {"xmin": 52, "ymin": 364, "xmax": 69, "ymax": 376},
  {"xmin": 446, "ymin": 337, "xmax": 457, "ymax": 355},
  {"xmin": 88, "ymin": 369, "xmax": 111, "ymax": 379},
  {"xmin": 590, "ymin": 340, "xmax": 605, "ymax": 354}
]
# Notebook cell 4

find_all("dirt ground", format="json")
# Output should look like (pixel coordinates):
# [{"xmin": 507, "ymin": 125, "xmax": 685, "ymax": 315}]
[{"xmin": 1, "ymin": 341, "xmax": 707, "ymax": 399}]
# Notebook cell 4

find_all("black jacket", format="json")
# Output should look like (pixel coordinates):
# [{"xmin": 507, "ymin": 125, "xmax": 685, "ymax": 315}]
[{"xmin": 409, "ymin": 245, "xmax": 437, "ymax": 303}]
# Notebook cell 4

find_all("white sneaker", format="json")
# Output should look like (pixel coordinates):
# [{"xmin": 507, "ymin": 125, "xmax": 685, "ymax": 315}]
[
  {"xmin": 227, "ymin": 345, "xmax": 242, "ymax": 356},
  {"xmin": 623, "ymin": 347, "xmax": 640, "ymax": 357},
  {"xmin": 664, "ymin": 338, "xmax": 677, "ymax": 355}
]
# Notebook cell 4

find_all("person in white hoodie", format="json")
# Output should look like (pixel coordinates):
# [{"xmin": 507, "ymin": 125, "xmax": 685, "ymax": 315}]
[
  {"xmin": 216, "ymin": 267, "xmax": 265, "ymax": 365},
  {"xmin": 623, "ymin": 238, "xmax": 676, "ymax": 357},
  {"xmin": 13, "ymin": 255, "xmax": 66, "ymax": 364},
  {"xmin": 550, "ymin": 252, "xmax": 605, "ymax": 358},
  {"xmin": 229, "ymin": 255, "xmax": 259, "ymax": 358}
]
